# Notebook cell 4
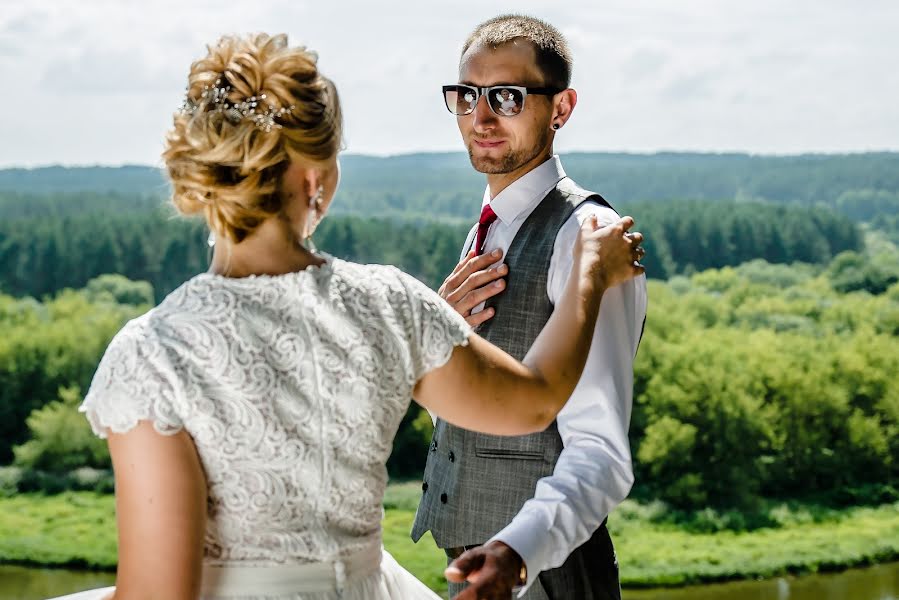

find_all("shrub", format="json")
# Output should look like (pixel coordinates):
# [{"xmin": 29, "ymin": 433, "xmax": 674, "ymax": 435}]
[{"xmin": 13, "ymin": 386, "xmax": 110, "ymax": 472}]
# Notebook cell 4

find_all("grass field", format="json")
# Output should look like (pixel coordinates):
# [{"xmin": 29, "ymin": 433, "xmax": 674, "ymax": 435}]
[{"xmin": 2, "ymin": 483, "xmax": 899, "ymax": 597}]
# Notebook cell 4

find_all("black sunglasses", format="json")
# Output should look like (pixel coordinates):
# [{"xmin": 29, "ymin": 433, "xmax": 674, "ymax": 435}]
[{"xmin": 442, "ymin": 84, "xmax": 563, "ymax": 117}]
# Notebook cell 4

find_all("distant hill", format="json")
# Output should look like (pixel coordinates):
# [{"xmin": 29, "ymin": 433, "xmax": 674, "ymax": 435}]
[
  {"xmin": 0, "ymin": 155, "xmax": 481, "ymax": 198},
  {"xmin": 0, "ymin": 165, "xmax": 170, "ymax": 196},
  {"xmin": 1, "ymin": 152, "xmax": 898, "ymax": 222}
]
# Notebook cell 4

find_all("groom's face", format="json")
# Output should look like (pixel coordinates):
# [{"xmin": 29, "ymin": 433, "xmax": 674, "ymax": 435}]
[{"xmin": 456, "ymin": 41, "xmax": 554, "ymax": 176}]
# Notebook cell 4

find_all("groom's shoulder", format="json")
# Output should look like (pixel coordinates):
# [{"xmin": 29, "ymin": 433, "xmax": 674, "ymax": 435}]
[
  {"xmin": 555, "ymin": 176, "xmax": 598, "ymax": 201},
  {"xmin": 557, "ymin": 177, "xmax": 620, "ymax": 225}
]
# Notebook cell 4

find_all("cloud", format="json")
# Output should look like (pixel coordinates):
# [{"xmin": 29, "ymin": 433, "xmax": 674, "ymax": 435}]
[
  {"xmin": 0, "ymin": 6, "xmax": 48, "ymax": 60},
  {"xmin": 0, "ymin": 7, "xmax": 46, "ymax": 35},
  {"xmin": 1, "ymin": 0, "xmax": 898, "ymax": 166},
  {"xmin": 621, "ymin": 41, "xmax": 671, "ymax": 81},
  {"xmin": 39, "ymin": 47, "xmax": 181, "ymax": 94}
]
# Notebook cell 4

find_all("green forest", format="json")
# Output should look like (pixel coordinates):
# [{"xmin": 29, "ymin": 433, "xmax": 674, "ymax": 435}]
[
  {"xmin": 0, "ymin": 200, "xmax": 867, "ymax": 300},
  {"xmin": 1, "ymin": 153, "xmax": 898, "ymax": 513},
  {"xmin": 3, "ymin": 253, "xmax": 897, "ymax": 510}
]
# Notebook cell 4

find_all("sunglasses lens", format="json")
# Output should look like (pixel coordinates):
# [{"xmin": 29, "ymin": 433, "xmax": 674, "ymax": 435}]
[
  {"xmin": 444, "ymin": 86, "xmax": 477, "ymax": 115},
  {"xmin": 488, "ymin": 87, "xmax": 523, "ymax": 116}
]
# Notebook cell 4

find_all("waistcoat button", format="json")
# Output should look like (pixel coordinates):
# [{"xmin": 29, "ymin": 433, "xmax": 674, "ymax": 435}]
[
  {"xmin": 440, "ymin": 493, "xmax": 448, "ymax": 504},
  {"xmin": 422, "ymin": 481, "xmax": 429, "ymax": 492}
]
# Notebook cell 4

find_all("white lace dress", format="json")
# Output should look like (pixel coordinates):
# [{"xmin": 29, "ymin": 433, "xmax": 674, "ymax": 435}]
[{"xmin": 55, "ymin": 257, "xmax": 472, "ymax": 600}]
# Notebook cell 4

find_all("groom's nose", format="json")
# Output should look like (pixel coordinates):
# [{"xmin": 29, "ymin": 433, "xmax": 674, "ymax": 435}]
[{"xmin": 471, "ymin": 95, "xmax": 498, "ymax": 132}]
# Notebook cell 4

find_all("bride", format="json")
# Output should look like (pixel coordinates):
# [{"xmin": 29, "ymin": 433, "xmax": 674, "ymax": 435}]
[{"xmin": 52, "ymin": 33, "xmax": 644, "ymax": 600}]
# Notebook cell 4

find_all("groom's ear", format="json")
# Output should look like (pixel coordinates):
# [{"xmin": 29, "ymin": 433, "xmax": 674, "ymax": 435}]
[{"xmin": 552, "ymin": 88, "xmax": 577, "ymax": 129}]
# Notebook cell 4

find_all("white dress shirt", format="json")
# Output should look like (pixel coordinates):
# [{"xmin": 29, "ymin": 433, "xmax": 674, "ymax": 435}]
[{"xmin": 460, "ymin": 155, "xmax": 648, "ymax": 595}]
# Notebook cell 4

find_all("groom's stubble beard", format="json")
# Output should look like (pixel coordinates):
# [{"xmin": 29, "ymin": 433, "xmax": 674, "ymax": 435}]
[{"xmin": 466, "ymin": 126, "xmax": 551, "ymax": 175}]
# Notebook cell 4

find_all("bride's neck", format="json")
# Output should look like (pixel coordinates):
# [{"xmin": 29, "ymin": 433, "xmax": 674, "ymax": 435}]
[{"xmin": 208, "ymin": 217, "xmax": 324, "ymax": 278}]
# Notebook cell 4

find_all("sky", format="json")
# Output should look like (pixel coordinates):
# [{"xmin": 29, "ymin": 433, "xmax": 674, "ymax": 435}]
[{"xmin": 1, "ymin": 0, "xmax": 897, "ymax": 167}]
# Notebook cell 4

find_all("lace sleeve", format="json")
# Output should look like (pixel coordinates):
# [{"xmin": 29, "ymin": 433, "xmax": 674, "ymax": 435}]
[
  {"xmin": 393, "ymin": 269, "xmax": 473, "ymax": 382},
  {"xmin": 79, "ymin": 317, "xmax": 185, "ymax": 439}
]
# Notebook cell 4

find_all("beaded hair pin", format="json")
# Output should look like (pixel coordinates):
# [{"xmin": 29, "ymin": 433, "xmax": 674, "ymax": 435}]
[{"xmin": 180, "ymin": 78, "xmax": 296, "ymax": 133}]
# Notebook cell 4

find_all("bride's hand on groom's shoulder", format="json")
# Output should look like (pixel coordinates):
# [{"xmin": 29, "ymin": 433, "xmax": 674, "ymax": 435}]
[
  {"xmin": 438, "ymin": 249, "xmax": 508, "ymax": 326},
  {"xmin": 445, "ymin": 541, "xmax": 524, "ymax": 600},
  {"xmin": 576, "ymin": 215, "xmax": 646, "ymax": 290}
]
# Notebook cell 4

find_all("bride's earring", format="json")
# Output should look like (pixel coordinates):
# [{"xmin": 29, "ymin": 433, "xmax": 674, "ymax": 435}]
[
  {"xmin": 206, "ymin": 229, "xmax": 217, "ymax": 264},
  {"xmin": 304, "ymin": 185, "xmax": 324, "ymax": 251}
]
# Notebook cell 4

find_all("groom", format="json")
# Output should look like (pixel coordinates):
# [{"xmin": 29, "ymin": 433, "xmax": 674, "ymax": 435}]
[{"xmin": 411, "ymin": 15, "xmax": 648, "ymax": 600}]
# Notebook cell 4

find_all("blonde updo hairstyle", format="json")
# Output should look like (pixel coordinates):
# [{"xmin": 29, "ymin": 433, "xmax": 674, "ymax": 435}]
[{"xmin": 164, "ymin": 33, "xmax": 342, "ymax": 244}]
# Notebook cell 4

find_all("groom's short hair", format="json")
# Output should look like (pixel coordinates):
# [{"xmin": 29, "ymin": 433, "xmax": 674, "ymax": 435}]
[{"xmin": 461, "ymin": 14, "xmax": 573, "ymax": 90}]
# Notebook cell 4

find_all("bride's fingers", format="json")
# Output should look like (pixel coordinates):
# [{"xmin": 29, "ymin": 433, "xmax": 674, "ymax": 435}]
[
  {"xmin": 589, "ymin": 216, "xmax": 637, "ymax": 240},
  {"xmin": 627, "ymin": 231, "xmax": 644, "ymax": 245}
]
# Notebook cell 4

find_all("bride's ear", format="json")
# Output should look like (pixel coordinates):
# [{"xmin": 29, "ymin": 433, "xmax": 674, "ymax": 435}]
[
  {"xmin": 307, "ymin": 159, "xmax": 340, "ymax": 217},
  {"xmin": 280, "ymin": 160, "xmax": 317, "ymax": 206},
  {"xmin": 302, "ymin": 171, "xmax": 323, "ymax": 207}
]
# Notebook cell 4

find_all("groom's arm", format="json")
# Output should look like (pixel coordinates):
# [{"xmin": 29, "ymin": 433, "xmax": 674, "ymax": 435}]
[
  {"xmin": 491, "ymin": 202, "xmax": 646, "ymax": 594},
  {"xmin": 428, "ymin": 224, "xmax": 505, "ymax": 426},
  {"xmin": 450, "ymin": 202, "xmax": 647, "ymax": 598}
]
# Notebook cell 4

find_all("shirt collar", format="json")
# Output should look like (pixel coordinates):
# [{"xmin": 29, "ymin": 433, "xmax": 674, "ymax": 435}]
[{"xmin": 481, "ymin": 155, "xmax": 567, "ymax": 225}]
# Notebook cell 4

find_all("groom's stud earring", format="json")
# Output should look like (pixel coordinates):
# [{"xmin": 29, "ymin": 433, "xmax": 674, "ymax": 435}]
[{"xmin": 552, "ymin": 123, "xmax": 560, "ymax": 130}]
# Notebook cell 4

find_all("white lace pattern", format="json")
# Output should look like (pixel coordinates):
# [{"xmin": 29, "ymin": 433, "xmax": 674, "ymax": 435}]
[{"xmin": 81, "ymin": 258, "xmax": 470, "ymax": 569}]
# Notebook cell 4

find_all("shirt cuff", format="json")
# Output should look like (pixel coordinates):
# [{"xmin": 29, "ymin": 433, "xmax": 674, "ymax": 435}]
[{"xmin": 487, "ymin": 515, "xmax": 546, "ymax": 597}]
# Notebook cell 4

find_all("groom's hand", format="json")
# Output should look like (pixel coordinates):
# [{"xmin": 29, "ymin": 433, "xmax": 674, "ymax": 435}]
[
  {"xmin": 439, "ymin": 249, "xmax": 507, "ymax": 327},
  {"xmin": 445, "ymin": 541, "xmax": 524, "ymax": 600}
]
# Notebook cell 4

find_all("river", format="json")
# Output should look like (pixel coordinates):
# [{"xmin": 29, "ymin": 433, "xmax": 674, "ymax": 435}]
[
  {"xmin": 2, "ymin": 561, "xmax": 897, "ymax": 599},
  {"xmin": 626, "ymin": 561, "xmax": 899, "ymax": 600}
]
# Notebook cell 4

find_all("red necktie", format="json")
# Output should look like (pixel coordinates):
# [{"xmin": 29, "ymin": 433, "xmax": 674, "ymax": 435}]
[{"xmin": 475, "ymin": 204, "xmax": 497, "ymax": 256}]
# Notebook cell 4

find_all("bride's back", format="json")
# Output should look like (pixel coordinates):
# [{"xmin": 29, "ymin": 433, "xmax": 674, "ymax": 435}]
[
  {"xmin": 78, "ymin": 34, "xmax": 474, "ymax": 572},
  {"xmin": 82, "ymin": 257, "xmax": 468, "ymax": 566}
]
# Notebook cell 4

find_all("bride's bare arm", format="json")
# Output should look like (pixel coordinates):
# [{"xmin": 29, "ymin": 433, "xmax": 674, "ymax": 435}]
[
  {"xmin": 106, "ymin": 422, "xmax": 207, "ymax": 600},
  {"xmin": 413, "ymin": 216, "xmax": 644, "ymax": 436}
]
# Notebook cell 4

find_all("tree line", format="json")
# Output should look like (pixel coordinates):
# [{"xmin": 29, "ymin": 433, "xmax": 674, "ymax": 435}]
[
  {"xmin": 628, "ymin": 200, "xmax": 863, "ymax": 279},
  {"xmin": 0, "ymin": 200, "xmax": 864, "ymax": 302}
]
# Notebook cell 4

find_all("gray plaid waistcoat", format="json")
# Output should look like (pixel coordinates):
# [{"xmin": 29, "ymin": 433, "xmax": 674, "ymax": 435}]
[{"xmin": 411, "ymin": 178, "xmax": 613, "ymax": 550}]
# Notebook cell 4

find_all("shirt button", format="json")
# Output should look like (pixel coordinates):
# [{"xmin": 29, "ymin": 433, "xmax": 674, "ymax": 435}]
[
  {"xmin": 448, "ymin": 451, "xmax": 455, "ymax": 463},
  {"xmin": 422, "ymin": 481, "xmax": 429, "ymax": 493},
  {"xmin": 440, "ymin": 493, "xmax": 448, "ymax": 504}
]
